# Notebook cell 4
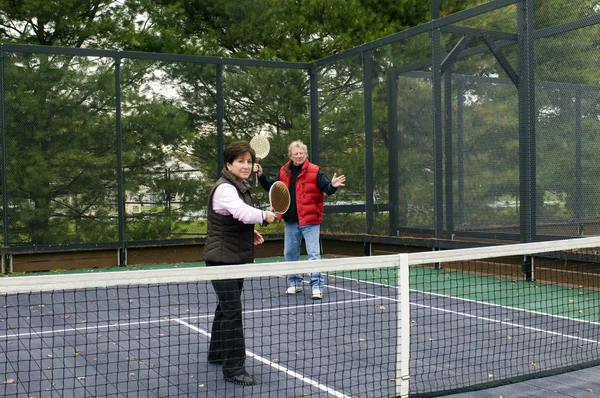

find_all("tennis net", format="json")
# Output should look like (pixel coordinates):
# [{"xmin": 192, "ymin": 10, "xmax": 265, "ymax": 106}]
[{"xmin": 1, "ymin": 236, "xmax": 600, "ymax": 397}]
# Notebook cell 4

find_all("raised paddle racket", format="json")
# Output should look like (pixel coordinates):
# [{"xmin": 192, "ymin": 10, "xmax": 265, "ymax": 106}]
[
  {"xmin": 250, "ymin": 135, "xmax": 270, "ymax": 186},
  {"xmin": 268, "ymin": 181, "xmax": 291, "ymax": 214}
]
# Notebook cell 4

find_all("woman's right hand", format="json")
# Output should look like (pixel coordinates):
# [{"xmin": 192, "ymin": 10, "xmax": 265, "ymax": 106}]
[{"xmin": 264, "ymin": 211, "xmax": 276, "ymax": 224}]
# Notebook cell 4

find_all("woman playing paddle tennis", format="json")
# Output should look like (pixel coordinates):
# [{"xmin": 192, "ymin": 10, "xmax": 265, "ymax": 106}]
[{"xmin": 204, "ymin": 141, "xmax": 276, "ymax": 386}]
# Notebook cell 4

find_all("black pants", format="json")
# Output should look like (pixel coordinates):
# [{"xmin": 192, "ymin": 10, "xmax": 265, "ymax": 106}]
[{"xmin": 208, "ymin": 278, "xmax": 246, "ymax": 377}]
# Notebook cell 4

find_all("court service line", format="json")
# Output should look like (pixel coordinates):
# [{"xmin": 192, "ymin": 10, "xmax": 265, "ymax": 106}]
[
  {"xmin": 331, "ymin": 273, "xmax": 600, "ymax": 326},
  {"xmin": 411, "ymin": 301, "xmax": 600, "ymax": 345},
  {"xmin": 173, "ymin": 318, "xmax": 351, "ymax": 398},
  {"xmin": 203, "ymin": 296, "xmax": 386, "ymax": 317},
  {"xmin": 327, "ymin": 278, "xmax": 600, "ymax": 344},
  {"xmin": 323, "ymin": 275, "xmax": 600, "ymax": 344},
  {"xmin": 412, "ymin": 288, "xmax": 600, "ymax": 326},
  {"xmin": 0, "ymin": 295, "xmax": 391, "ymax": 340},
  {"xmin": 0, "ymin": 319, "xmax": 166, "ymax": 339}
]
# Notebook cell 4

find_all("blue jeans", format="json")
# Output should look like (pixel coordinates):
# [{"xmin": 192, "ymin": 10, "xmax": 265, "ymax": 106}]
[{"xmin": 284, "ymin": 222, "xmax": 324, "ymax": 291}]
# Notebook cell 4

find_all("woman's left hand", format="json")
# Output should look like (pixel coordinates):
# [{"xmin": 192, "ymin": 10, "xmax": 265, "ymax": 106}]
[{"xmin": 253, "ymin": 230, "xmax": 264, "ymax": 245}]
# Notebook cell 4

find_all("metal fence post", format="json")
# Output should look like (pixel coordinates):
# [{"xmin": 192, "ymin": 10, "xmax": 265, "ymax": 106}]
[
  {"xmin": 115, "ymin": 57, "xmax": 126, "ymax": 266},
  {"xmin": 518, "ymin": 0, "xmax": 536, "ymax": 245},
  {"xmin": 363, "ymin": 50, "xmax": 374, "ymax": 238},
  {"xmin": 431, "ymin": 0, "xmax": 444, "ymax": 241},
  {"xmin": 0, "ymin": 46, "xmax": 9, "ymax": 259},
  {"xmin": 387, "ymin": 69, "xmax": 399, "ymax": 236},
  {"xmin": 216, "ymin": 63, "xmax": 224, "ymax": 174}
]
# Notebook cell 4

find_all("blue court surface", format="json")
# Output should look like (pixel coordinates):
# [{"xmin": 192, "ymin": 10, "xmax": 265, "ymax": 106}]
[{"xmin": 1, "ymin": 273, "xmax": 399, "ymax": 397}]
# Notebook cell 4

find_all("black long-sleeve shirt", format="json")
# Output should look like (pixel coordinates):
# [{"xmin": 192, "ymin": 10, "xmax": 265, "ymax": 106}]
[{"xmin": 258, "ymin": 162, "xmax": 337, "ymax": 223}]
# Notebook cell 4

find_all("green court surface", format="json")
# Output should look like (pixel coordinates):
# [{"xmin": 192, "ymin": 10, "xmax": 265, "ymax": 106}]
[
  {"xmin": 334, "ymin": 265, "xmax": 600, "ymax": 322},
  {"xmin": 413, "ymin": 267, "xmax": 600, "ymax": 322}
]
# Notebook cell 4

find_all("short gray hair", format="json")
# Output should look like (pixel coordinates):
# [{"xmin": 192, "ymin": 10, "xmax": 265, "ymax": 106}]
[{"xmin": 288, "ymin": 140, "xmax": 308, "ymax": 156}]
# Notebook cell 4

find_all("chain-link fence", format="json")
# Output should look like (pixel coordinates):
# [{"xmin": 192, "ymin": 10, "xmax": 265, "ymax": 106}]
[{"xmin": 0, "ymin": 0, "xmax": 598, "ymax": 258}]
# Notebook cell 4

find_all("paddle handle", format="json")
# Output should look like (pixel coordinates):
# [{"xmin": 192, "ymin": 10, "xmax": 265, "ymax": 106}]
[{"xmin": 255, "ymin": 158, "xmax": 261, "ymax": 187}]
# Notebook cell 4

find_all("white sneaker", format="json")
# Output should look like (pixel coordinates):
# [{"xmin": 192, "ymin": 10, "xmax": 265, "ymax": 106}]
[
  {"xmin": 311, "ymin": 290, "xmax": 323, "ymax": 300},
  {"xmin": 286, "ymin": 286, "xmax": 302, "ymax": 295}
]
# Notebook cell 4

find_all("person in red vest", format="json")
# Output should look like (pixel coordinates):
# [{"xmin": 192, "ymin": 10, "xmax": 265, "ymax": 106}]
[{"xmin": 255, "ymin": 140, "xmax": 345, "ymax": 300}]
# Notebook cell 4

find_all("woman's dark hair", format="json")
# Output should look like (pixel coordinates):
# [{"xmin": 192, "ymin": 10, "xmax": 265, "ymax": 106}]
[{"xmin": 223, "ymin": 141, "xmax": 256, "ymax": 164}]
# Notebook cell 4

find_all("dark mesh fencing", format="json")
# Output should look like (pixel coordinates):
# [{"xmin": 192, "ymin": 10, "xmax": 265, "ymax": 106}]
[
  {"xmin": 318, "ymin": 55, "xmax": 367, "ymax": 235},
  {"xmin": 450, "ymin": 75, "xmax": 520, "ymax": 235},
  {"xmin": 1, "ymin": 0, "xmax": 600, "ymax": 252},
  {"xmin": 533, "ymin": 13, "xmax": 600, "ymax": 238},
  {"xmin": 4, "ymin": 52, "xmax": 119, "ymax": 245}
]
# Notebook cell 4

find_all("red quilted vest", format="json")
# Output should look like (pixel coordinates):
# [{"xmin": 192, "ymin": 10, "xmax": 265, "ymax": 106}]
[{"xmin": 279, "ymin": 160, "xmax": 324, "ymax": 225}]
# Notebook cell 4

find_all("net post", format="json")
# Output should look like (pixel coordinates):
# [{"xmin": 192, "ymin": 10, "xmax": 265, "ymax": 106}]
[
  {"xmin": 433, "ymin": 246, "xmax": 441, "ymax": 269},
  {"xmin": 521, "ymin": 255, "xmax": 534, "ymax": 281},
  {"xmin": 396, "ymin": 253, "xmax": 410, "ymax": 397},
  {"xmin": 2, "ymin": 254, "xmax": 12, "ymax": 274},
  {"xmin": 363, "ymin": 242, "xmax": 372, "ymax": 256},
  {"xmin": 118, "ymin": 248, "xmax": 127, "ymax": 266}
]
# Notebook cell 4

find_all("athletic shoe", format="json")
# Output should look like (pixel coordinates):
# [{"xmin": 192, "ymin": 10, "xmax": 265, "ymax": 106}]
[{"xmin": 286, "ymin": 285, "xmax": 303, "ymax": 295}]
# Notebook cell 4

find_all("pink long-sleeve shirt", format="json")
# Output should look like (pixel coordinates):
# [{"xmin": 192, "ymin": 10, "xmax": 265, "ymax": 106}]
[{"xmin": 212, "ymin": 183, "xmax": 264, "ymax": 224}]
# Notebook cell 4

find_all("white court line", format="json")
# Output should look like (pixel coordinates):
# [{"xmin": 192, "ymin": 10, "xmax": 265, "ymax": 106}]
[
  {"xmin": 227, "ymin": 295, "xmax": 385, "ymax": 315},
  {"xmin": 326, "ymin": 277, "xmax": 600, "ymax": 344},
  {"xmin": 0, "ymin": 319, "xmax": 166, "ymax": 339},
  {"xmin": 173, "ymin": 318, "xmax": 351, "ymax": 398},
  {"xmin": 411, "ymin": 301, "xmax": 600, "ymax": 345},
  {"xmin": 411, "ymin": 287, "xmax": 600, "ymax": 326},
  {"xmin": 0, "ymin": 294, "xmax": 388, "ymax": 340},
  {"xmin": 331, "ymin": 273, "xmax": 600, "ymax": 326}
]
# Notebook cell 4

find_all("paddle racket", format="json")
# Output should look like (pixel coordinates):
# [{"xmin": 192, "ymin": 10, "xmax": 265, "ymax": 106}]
[
  {"xmin": 269, "ymin": 181, "xmax": 291, "ymax": 214},
  {"xmin": 250, "ymin": 135, "xmax": 270, "ymax": 186}
]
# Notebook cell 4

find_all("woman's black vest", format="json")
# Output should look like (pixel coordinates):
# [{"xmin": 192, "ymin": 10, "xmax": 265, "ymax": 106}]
[{"xmin": 204, "ymin": 168, "xmax": 255, "ymax": 264}]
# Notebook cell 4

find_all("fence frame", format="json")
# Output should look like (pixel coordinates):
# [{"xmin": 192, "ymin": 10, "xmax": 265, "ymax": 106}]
[{"xmin": 1, "ymin": 0, "xmax": 599, "ymax": 268}]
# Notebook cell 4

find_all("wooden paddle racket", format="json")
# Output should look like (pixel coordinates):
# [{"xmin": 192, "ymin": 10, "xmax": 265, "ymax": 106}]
[
  {"xmin": 269, "ymin": 181, "xmax": 291, "ymax": 214},
  {"xmin": 250, "ymin": 135, "xmax": 270, "ymax": 186}
]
